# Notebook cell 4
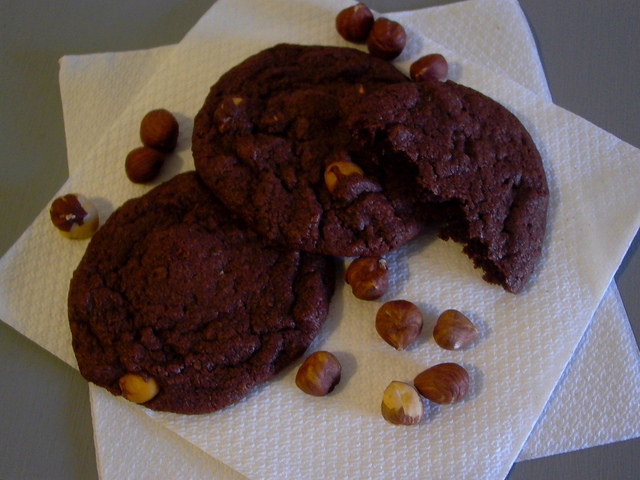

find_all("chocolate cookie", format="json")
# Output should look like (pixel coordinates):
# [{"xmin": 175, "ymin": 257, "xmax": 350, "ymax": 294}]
[
  {"xmin": 192, "ymin": 44, "xmax": 420, "ymax": 257},
  {"xmin": 347, "ymin": 80, "xmax": 549, "ymax": 293},
  {"xmin": 68, "ymin": 172, "xmax": 335, "ymax": 414}
]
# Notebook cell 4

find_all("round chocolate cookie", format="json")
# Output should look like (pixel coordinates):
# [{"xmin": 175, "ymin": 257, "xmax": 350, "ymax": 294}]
[
  {"xmin": 347, "ymin": 80, "xmax": 549, "ymax": 293},
  {"xmin": 68, "ymin": 172, "xmax": 335, "ymax": 414},
  {"xmin": 192, "ymin": 44, "xmax": 420, "ymax": 257}
]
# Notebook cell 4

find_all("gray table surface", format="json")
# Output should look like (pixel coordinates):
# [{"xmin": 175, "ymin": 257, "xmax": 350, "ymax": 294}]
[{"xmin": 1, "ymin": 0, "xmax": 639, "ymax": 479}]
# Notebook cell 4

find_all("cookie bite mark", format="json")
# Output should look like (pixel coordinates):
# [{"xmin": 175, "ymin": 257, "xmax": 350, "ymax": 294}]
[{"xmin": 348, "ymin": 80, "xmax": 548, "ymax": 292}]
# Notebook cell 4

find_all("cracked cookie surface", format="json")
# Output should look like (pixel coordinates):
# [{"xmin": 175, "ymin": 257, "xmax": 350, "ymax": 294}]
[
  {"xmin": 68, "ymin": 172, "xmax": 335, "ymax": 414},
  {"xmin": 192, "ymin": 44, "xmax": 420, "ymax": 257},
  {"xmin": 347, "ymin": 80, "xmax": 549, "ymax": 293}
]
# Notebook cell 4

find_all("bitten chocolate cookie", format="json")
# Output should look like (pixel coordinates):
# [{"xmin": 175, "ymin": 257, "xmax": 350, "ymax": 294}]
[
  {"xmin": 68, "ymin": 172, "xmax": 335, "ymax": 414},
  {"xmin": 348, "ymin": 80, "xmax": 549, "ymax": 293},
  {"xmin": 192, "ymin": 44, "xmax": 420, "ymax": 257}
]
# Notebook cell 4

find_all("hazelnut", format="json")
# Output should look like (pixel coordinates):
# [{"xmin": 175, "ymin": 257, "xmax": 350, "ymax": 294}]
[
  {"xmin": 433, "ymin": 309, "xmax": 478, "ymax": 350},
  {"xmin": 375, "ymin": 300, "xmax": 423, "ymax": 350},
  {"xmin": 213, "ymin": 96, "xmax": 246, "ymax": 134},
  {"xmin": 345, "ymin": 256, "xmax": 389, "ymax": 300},
  {"xmin": 410, "ymin": 54, "xmax": 449, "ymax": 82},
  {"xmin": 295, "ymin": 351, "xmax": 342, "ymax": 396},
  {"xmin": 125, "ymin": 146, "xmax": 164, "ymax": 183},
  {"xmin": 381, "ymin": 381, "xmax": 424, "ymax": 425},
  {"xmin": 139, "ymin": 109, "xmax": 179, "ymax": 153},
  {"xmin": 336, "ymin": 3, "xmax": 374, "ymax": 43},
  {"xmin": 413, "ymin": 362, "xmax": 470, "ymax": 405},
  {"xmin": 366, "ymin": 18, "xmax": 407, "ymax": 61},
  {"xmin": 49, "ymin": 194, "xmax": 99, "ymax": 240},
  {"xmin": 324, "ymin": 160, "xmax": 364, "ymax": 194},
  {"xmin": 118, "ymin": 373, "xmax": 159, "ymax": 404}
]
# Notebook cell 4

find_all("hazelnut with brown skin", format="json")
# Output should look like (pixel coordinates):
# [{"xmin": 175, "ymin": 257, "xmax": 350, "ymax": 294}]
[
  {"xmin": 375, "ymin": 300, "xmax": 423, "ymax": 350},
  {"xmin": 125, "ymin": 146, "xmax": 164, "ymax": 183},
  {"xmin": 410, "ymin": 53, "xmax": 449, "ymax": 82},
  {"xmin": 345, "ymin": 256, "xmax": 389, "ymax": 300},
  {"xmin": 433, "ymin": 309, "xmax": 478, "ymax": 350},
  {"xmin": 381, "ymin": 381, "xmax": 424, "ymax": 425},
  {"xmin": 367, "ymin": 18, "xmax": 407, "ymax": 61},
  {"xmin": 295, "ymin": 351, "xmax": 342, "ymax": 396},
  {"xmin": 413, "ymin": 362, "xmax": 470, "ymax": 405},
  {"xmin": 118, "ymin": 373, "xmax": 159, "ymax": 404},
  {"xmin": 49, "ymin": 194, "xmax": 99, "ymax": 240},
  {"xmin": 140, "ymin": 108, "xmax": 179, "ymax": 153},
  {"xmin": 336, "ymin": 3, "xmax": 374, "ymax": 43}
]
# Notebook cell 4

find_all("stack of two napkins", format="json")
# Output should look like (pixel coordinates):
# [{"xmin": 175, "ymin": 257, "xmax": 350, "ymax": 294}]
[{"xmin": 1, "ymin": 0, "xmax": 639, "ymax": 479}]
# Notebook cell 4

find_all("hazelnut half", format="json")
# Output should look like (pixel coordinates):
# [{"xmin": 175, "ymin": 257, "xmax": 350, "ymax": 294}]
[
  {"xmin": 345, "ymin": 256, "xmax": 389, "ymax": 300},
  {"xmin": 125, "ymin": 146, "xmax": 164, "ymax": 183},
  {"xmin": 366, "ymin": 18, "xmax": 407, "ymax": 61},
  {"xmin": 410, "ymin": 54, "xmax": 449, "ymax": 82},
  {"xmin": 375, "ymin": 300, "xmax": 423, "ymax": 350},
  {"xmin": 433, "ymin": 309, "xmax": 478, "ymax": 350},
  {"xmin": 336, "ymin": 3, "xmax": 374, "ymax": 43},
  {"xmin": 140, "ymin": 108, "xmax": 179, "ymax": 153},
  {"xmin": 413, "ymin": 362, "xmax": 470, "ymax": 405},
  {"xmin": 118, "ymin": 373, "xmax": 159, "ymax": 404},
  {"xmin": 381, "ymin": 381, "xmax": 424, "ymax": 425},
  {"xmin": 295, "ymin": 351, "xmax": 342, "ymax": 396},
  {"xmin": 324, "ymin": 160, "xmax": 365, "ymax": 194},
  {"xmin": 49, "ymin": 194, "xmax": 99, "ymax": 240}
]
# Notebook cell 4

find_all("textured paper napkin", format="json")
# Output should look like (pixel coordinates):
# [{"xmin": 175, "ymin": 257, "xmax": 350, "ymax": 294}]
[
  {"xmin": 65, "ymin": 0, "xmax": 640, "ymax": 468},
  {"xmin": 66, "ymin": 0, "xmax": 640, "ymax": 476},
  {"xmin": 59, "ymin": 0, "xmax": 640, "ymax": 469},
  {"xmin": 1, "ymin": 0, "xmax": 640, "ymax": 479}
]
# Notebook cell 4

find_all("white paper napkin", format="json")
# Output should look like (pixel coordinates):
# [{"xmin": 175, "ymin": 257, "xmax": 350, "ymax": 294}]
[
  {"xmin": 62, "ymin": 0, "xmax": 640, "ymax": 466},
  {"xmin": 1, "ymin": 0, "xmax": 640, "ymax": 479},
  {"xmin": 59, "ymin": 0, "xmax": 640, "ymax": 468}
]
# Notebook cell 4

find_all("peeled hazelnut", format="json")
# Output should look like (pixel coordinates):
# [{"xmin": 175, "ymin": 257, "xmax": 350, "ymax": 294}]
[
  {"xmin": 433, "ymin": 309, "xmax": 478, "ymax": 350},
  {"xmin": 324, "ymin": 160, "xmax": 364, "ymax": 194},
  {"xmin": 295, "ymin": 351, "xmax": 342, "ymax": 397},
  {"xmin": 375, "ymin": 300, "xmax": 423, "ymax": 350},
  {"xmin": 118, "ymin": 373, "xmax": 159, "ymax": 404},
  {"xmin": 125, "ymin": 146, "xmax": 164, "ymax": 183},
  {"xmin": 367, "ymin": 18, "xmax": 407, "ymax": 61},
  {"xmin": 409, "ymin": 54, "xmax": 449, "ymax": 82},
  {"xmin": 413, "ymin": 362, "xmax": 470, "ymax": 405},
  {"xmin": 49, "ymin": 194, "xmax": 99, "ymax": 239},
  {"xmin": 381, "ymin": 381, "xmax": 424, "ymax": 425},
  {"xmin": 213, "ymin": 96, "xmax": 246, "ymax": 134},
  {"xmin": 345, "ymin": 256, "xmax": 389, "ymax": 300},
  {"xmin": 140, "ymin": 109, "xmax": 179, "ymax": 153},
  {"xmin": 336, "ymin": 3, "xmax": 374, "ymax": 43}
]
